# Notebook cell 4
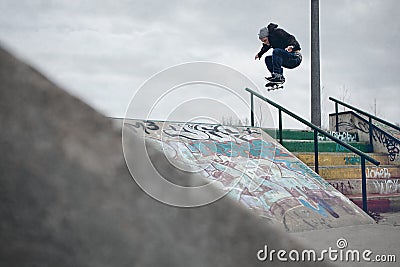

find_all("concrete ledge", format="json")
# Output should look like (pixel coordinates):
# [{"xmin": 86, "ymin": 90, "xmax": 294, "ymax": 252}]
[
  {"xmin": 329, "ymin": 178, "xmax": 400, "ymax": 196},
  {"xmin": 317, "ymin": 165, "xmax": 400, "ymax": 180},
  {"xmin": 350, "ymin": 194, "xmax": 400, "ymax": 213},
  {"xmin": 295, "ymin": 152, "xmax": 390, "ymax": 166},
  {"xmin": 282, "ymin": 140, "xmax": 371, "ymax": 153}
]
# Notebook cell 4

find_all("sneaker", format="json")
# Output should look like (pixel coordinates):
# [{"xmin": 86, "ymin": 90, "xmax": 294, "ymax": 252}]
[
  {"xmin": 265, "ymin": 73, "xmax": 277, "ymax": 81},
  {"xmin": 268, "ymin": 73, "xmax": 285, "ymax": 83}
]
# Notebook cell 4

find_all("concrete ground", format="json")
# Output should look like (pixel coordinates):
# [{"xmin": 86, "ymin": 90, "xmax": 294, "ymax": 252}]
[
  {"xmin": 290, "ymin": 212, "xmax": 400, "ymax": 266},
  {"xmin": 378, "ymin": 212, "xmax": 400, "ymax": 226}
]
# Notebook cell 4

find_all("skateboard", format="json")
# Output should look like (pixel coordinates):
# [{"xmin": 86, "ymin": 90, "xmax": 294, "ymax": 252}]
[{"xmin": 265, "ymin": 81, "xmax": 284, "ymax": 91}]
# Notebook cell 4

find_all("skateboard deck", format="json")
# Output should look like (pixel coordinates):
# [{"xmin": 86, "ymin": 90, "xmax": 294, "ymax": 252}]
[{"xmin": 265, "ymin": 82, "xmax": 284, "ymax": 91}]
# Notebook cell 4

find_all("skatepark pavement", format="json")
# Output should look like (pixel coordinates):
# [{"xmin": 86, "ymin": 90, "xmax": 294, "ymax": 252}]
[{"xmin": 290, "ymin": 212, "xmax": 400, "ymax": 266}]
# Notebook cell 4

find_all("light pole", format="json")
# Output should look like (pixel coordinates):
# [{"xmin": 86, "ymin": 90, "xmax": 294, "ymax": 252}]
[{"xmin": 311, "ymin": 0, "xmax": 321, "ymax": 127}]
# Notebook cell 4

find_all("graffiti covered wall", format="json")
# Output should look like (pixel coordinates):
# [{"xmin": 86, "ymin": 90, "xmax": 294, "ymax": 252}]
[
  {"xmin": 329, "ymin": 111, "xmax": 400, "ymax": 162},
  {"xmin": 124, "ymin": 120, "xmax": 374, "ymax": 232}
]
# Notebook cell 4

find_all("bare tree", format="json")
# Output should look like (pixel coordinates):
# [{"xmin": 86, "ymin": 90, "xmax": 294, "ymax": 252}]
[
  {"xmin": 368, "ymin": 98, "xmax": 379, "ymax": 117},
  {"xmin": 221, "ymin": 116, "xmax": 251, "ymax": 126},
  {"xmin": 339, "ymin": 84, "xmax": 350, "ymax": 112}
]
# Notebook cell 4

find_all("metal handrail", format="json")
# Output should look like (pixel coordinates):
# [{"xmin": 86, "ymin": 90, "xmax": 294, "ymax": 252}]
[
  {"xmin": 339, "ymin": 110, "xmax": 400, "ymax": 162},
  {"xmin": 329, "ymin": 97, "xmax": 400, "ymax": 132},
  {"xmin": 246, "ymin": 88, "xmax": 380, "ymax": 212}
]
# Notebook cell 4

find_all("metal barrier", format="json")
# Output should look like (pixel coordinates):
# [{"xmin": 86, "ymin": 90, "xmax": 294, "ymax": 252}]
[
  {"xmin": 330, "ymin": 97, "xmax": 400, "ymax": 151},
  {"xmin": 246, "ymin": 88, "xmax": 380, "ymax": 212}
]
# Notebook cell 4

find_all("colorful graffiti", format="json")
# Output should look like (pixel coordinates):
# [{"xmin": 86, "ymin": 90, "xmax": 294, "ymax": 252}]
[
  {"xmin": 344, "ymin": 155, "xmax": 361, "ymax": 165},
  {"xmin": 335, "ymin": 144, "xmax": 348, "ymax": 152},
  {"xmin": 125, "ymin": 120, "xmax": 373, "ymax": 231}
]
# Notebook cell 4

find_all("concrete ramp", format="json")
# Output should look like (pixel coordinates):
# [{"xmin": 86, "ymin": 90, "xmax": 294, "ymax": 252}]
[
  {"xmin": 1, "ymin": 44, "xmax": 338, "ymax": 266},
  {"xmin": 123, "ymin": 120, "xmax": 375, "ymax": 232}
]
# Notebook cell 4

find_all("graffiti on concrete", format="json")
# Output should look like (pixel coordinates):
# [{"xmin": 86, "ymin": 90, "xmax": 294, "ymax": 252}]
[
  {"xmin": 330, "ymin": 178, "xmax": 400, "ymax": 195},
  {"xmin": 337, "ymin": 119, "xmax": 400, "ymax": 161},
  {"xmin": 188, "ymin": 139, "xmax": 274, "ymax": 158},
  {"xmin": 335, "ymin": 144, "xmax": 348, "ymax": 152},
  {"xmin": 125, "ymin": 120, "xmax": 373, "ymax": 231},
  {"xmin": 366, "ymin": 167, "xmax": 391, "ymax": 179},
  {"xmin": 374, "ymin": 121, "xmax": 400, "ymax": 140},
  {"xmin": 126, "ymin": 120, "xmax": 160, "ymax": 134},
  {"xmin": 336, "ymin": 119, "xmax": 369, "ymax": 134},
  {"xmin": 163, "ymin": 123, "xmax": 260, "ymax": 142},
  {"xmin": 344, "ymin": 155, "xmax": 361, "ymax": 165},
  {"xmin": 372, "ymin": 179, "xmax": 400, "ymax": 194},
  {"xmin": 329, "ymin": 181, "xmax": 355, "ymax": 195},
  {"xmin": 375, "ymin": 131, "xmax": 400, "ymax": 162},
  {"xmin": 318, "ymin": 131, "xmax": 358, "ymax": 142}
]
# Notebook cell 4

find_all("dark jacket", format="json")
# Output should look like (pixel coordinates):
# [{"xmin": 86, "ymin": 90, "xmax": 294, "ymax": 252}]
[{"xmin": 257, "ymin": 23, "xmax": 301, "ymax": 58}]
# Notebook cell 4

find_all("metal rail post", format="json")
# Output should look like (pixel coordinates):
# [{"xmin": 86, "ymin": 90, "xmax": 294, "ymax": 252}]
[
  {"xmin": 361, "ymin": 157, "xmax": 368, "ymax": 212},
  {"xmin": 250, "ymin": 93, "xmax": 254, "ymax": 127},
  {"xmin": 314, "ymin": 129, "xmax": 319, "ymax": 174}
]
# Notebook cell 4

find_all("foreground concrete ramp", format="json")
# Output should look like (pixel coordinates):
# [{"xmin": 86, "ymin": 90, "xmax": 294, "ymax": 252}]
[
  {"xmin": 0, "ymin": 45, "xmax": 336, "ymax": 266},
  {"xmin": 123, "ymin": 120, "xmax": 375, "ymax": 232}
]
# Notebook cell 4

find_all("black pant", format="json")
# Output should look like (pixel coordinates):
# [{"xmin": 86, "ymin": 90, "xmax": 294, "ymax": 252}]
[{"xmin": 265, "ymin": 48, "xmax": 302, "ymax": 75}]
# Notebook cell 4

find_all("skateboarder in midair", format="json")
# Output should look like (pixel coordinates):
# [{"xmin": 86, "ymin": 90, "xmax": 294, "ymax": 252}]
[{"xmin": 255, "ymin": 23, "xmax": 302, "ymax": 88}]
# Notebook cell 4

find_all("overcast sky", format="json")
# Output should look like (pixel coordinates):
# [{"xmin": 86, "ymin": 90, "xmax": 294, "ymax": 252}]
[{"xmin": 0, "ymin": 0, "xmax": 399, "ymax": 129}]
